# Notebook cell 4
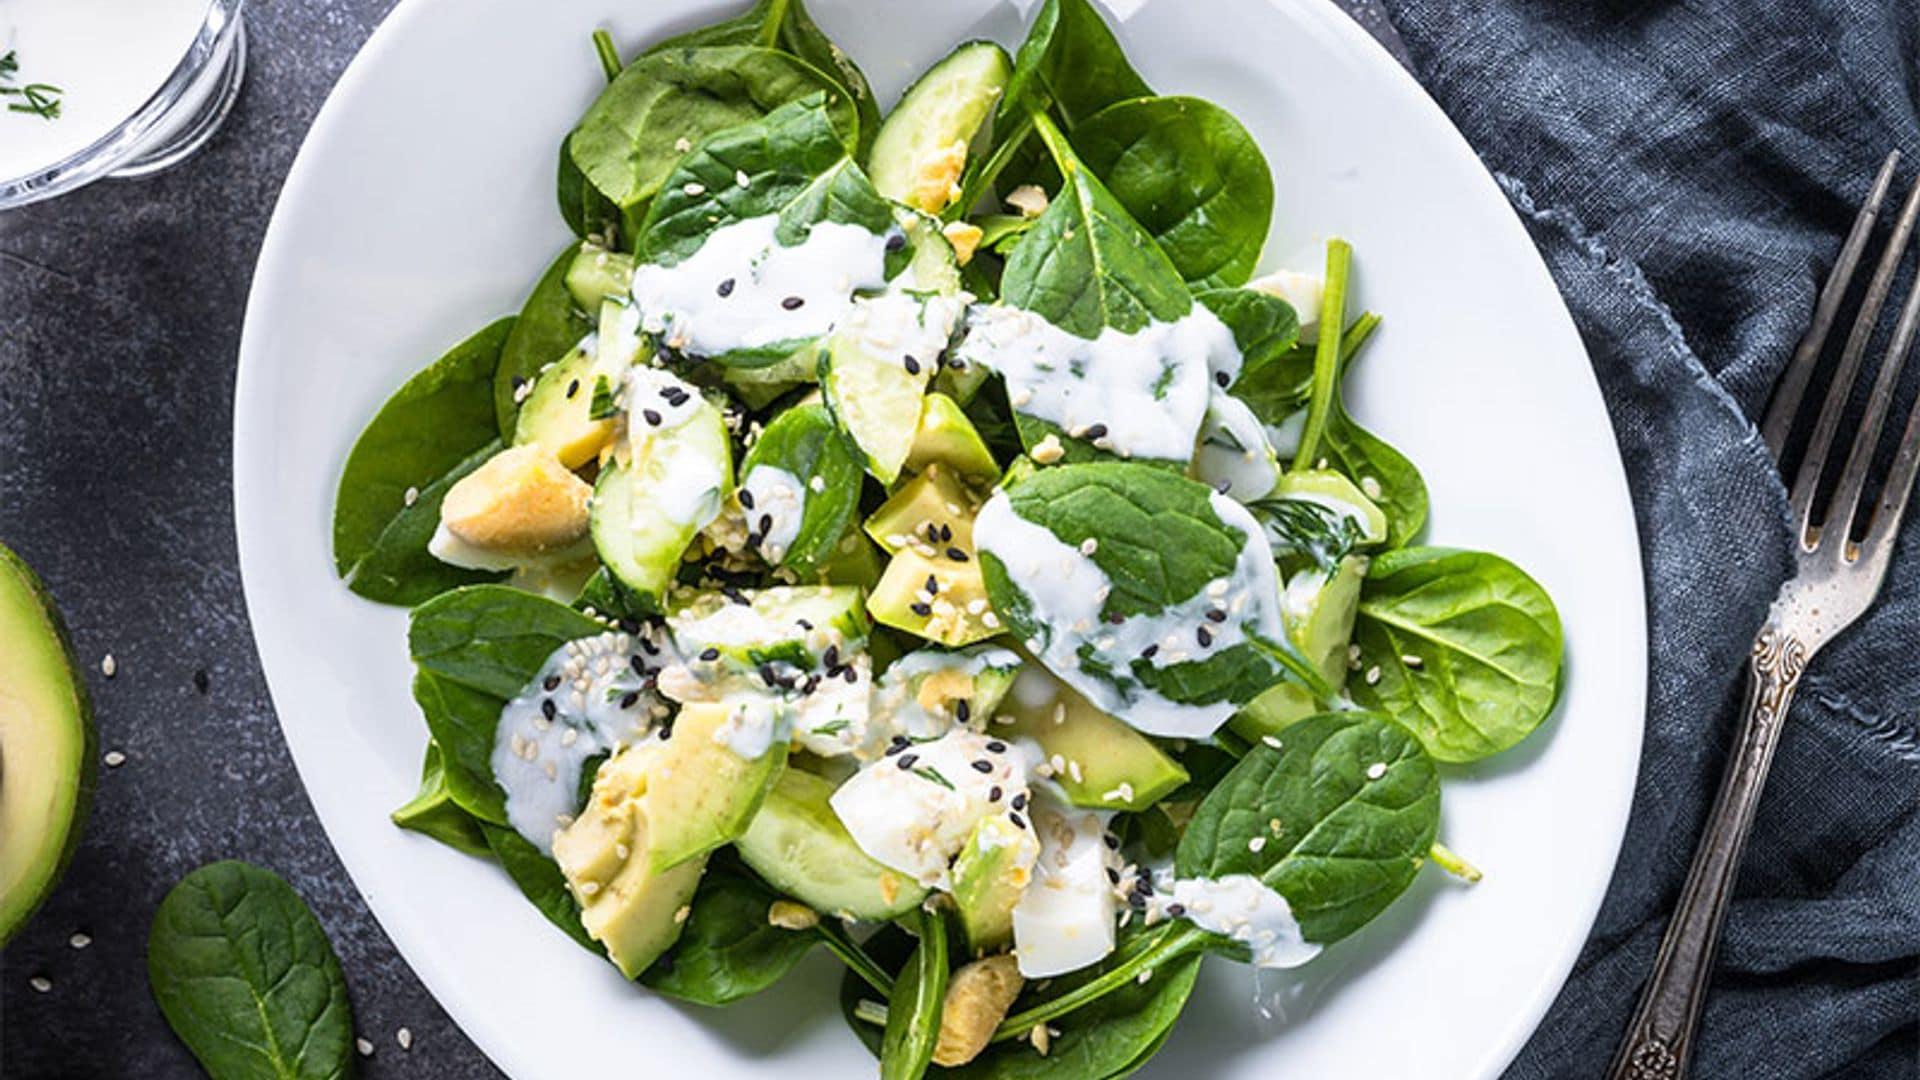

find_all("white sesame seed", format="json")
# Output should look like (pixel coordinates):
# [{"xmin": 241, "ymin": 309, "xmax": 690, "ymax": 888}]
[
  {"xmin": 735, "ymin": 169, "xmax": 751, "ymax": 188},
  {"xmin": 100, "ymin": 654, "xmax": 116, "ymax": 677},
  {"xmin": 396, "ymin": 1027, "xmax": 413, "ymax": 1051},
  {"xmin": 1365, "ymin": 665, "xmax": 1382, "ymax": 685},
  {"xmin": 1079, "ymin": 537, "xmax": 1098, "ymax": 556},
  {"xmin": 1261, "ymin": 735, "xmax": 1282, "ymax": 749},
  {"xmin": 683, "ymin": 181, "xmax": 706, "ymax": 196},
  {"xmin": 29, "ymin": 976, "xmax": 52, "ymax": 993},
  {"xmin": 1248, "ymin": 836, "xmax": 1267, "ymax": 853},
  {"xmin": 675, "ymin": 905, "xmax": 692, "ymax": 924},
  {"xmin": 103, "ymin": 750, "xmax": 126, "ymax": 768},
  {"xmin": 1361, "ymin": 476, "xmax": 1383, "ymax": 499},
  {"xmin": 674, "ymin": 136, "xmax": 693, "ymax": 152},
  {"xmin": 1401, "ymin": 654, "xmax": 1424, "ymax": 668},
  {"xmin": 69, "ymin": 932, "xmax": 91, "ymax": 949},
  {"xmin": 403, "ymin": 486, "xmax": 419, "ymax": 507},
  {"xmin": 1366, "ymin": 762, "xmax": 1388, "ymax": 780},
  {"xmin": 809, "ymin": 475, "xmax": 826, "ymax": 493},
  {"xmin": 356, "ymin": 1037, "xmax": 374, "ymax": 1057}
]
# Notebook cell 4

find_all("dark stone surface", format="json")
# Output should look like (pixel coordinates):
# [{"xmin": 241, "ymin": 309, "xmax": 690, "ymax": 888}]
[{"xmin": 0, "ymin": 2, "xmax": 1404, "ymax": 1076}]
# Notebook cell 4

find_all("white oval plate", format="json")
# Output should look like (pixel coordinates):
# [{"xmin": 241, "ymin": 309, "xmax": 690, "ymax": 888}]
[{"xmin": 236, "ymin": 1, "xmax": 1646, "ymax": 1075}]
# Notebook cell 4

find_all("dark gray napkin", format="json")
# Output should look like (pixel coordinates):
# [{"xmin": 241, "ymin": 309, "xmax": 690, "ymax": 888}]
[{"xmin": 1377, "ymin": 1, "xmax": 1920, "ymax": 1076}]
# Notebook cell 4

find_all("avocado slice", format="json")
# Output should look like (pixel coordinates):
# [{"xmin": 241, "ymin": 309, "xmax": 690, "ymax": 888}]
[
  {"xmin": 996, "ymin": 668, "xmax": 1188, "ymax": 812},
  {"xmin": 868, "ymin": 547, "xmax": 998, "ymax": 647},
  {"xmin": 950, "ymin": 814, "xmax": 1039, "ymax": 955},
  {"xmin": 865, "ymin": 464, "xmax": 981, "ymax": 555},
  {"xmin": 0, "ymin": 544, "xmax": 93, "ymax": 946},
  {"xmin": 868, "ymin": 40, "xmax": 1013, "ymax": 216},
  {"xmin": 641, "ymin": 701, "xmax": 788, "ymax": 873},
  {"xmin": 905, "ymin": 393, "xmax": 1000, "ymax": 484},
  {"xmin": 515, "ymin": 301, "xmax": 645, "ymax": 469},
  {"xmin": 735, "ymin": 769, "xmax": 927, "ymax": 920},
  {"xmin": 552, "ymin": 742, "xmax": 706, "ymax": 978},
  {"xmin": 1231, "ymin": 554, "xmax": 1363, "ymax": 742},
  {"xmin": 814, "ymin": 527, "xmax": 885, "ymax": 590}
]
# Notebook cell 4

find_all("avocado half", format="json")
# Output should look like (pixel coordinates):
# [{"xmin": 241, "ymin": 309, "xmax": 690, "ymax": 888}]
[{"xmin": 0, "ymin": 542, "xmax": 94, "ymax": 946}]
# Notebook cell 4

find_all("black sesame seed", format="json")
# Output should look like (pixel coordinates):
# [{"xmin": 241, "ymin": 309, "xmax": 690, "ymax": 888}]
[
  {"xmin": 193, "ymin": 668, "xmax": 210, "ymax": 694},
  {"xmin": 630, "ymin": 656, "xmax": 646, "ymax": 674},
  {"xmin": 824, "ymin": 645, "xmax": 840, "ymax": 668},
  {"xmin": 1084, "ymin": 423, "xmax": 1108, "ymax": 439},
  {"xmin": 544, "ymin": 674, "xmax": 563, "ymax": 691},
  {"xmin": 926, "ymin": 523, "xmax": 941, "ymax": 543},
  {"xmin": 1106, "ymin": 867, "xmax": 1121, "ymax": 884},
  {"xmin": 1128, "ymin": 891, "xmax": 1147, "ymax": 910},
  {"xmin": 1215, "ymin": 370, "xmax": 1231, "ymax": 388},
  {"xmin": 961, "ymin": 703, "xmax": 977, "ymax": 726},
  {"xmin": 891, "ymin": 734, "xmax": 911, "ymax": 746},
  {"xmin": 842, "ymin": 666, "xmax": 858, "ymax": 684},
  {"xmin": 1206, "ymin": 609, "xmax": 1228, "ymax": 623},
  {"xmin": 797, "ymin": 619, "xmax": 813, "ymax": 630},
  {"xmin": 566, "ymin": 379, "xmax": 580, "ymax": 399},
  {"xmin": 886, "ymin": 232, "xmax": 907, "ymax": 252},
  {"xmin": 802, "ymin": 674, "xmax": 821, "ymax": 694},
  {"xmin": 886, "ymin": 741, "xmax": 908, "ymax": 757},
  {"xmin": 939, "ymin": 523, "xmax": 953, "ymax": 542},
  {"xmin": 758, "ymin": 513, "xmax": 773, "ymax": 536},
  {"xmin": 946, "ymin": 548, "xmax": 969, "ymax": 562},
  {"xmin": 512, "ymin": 376, "xmax": 528, "ymax": 391},
  {"xmin": 758, "ymin": 664, "xmax": 778, "ymax": 686},
  {"xmin": 1166, "ymin": 903, "xmax": 1187, "ymax": 918},
  {"xmin": 1197, "ymin": 626, "xmax": 1213, "ymax": 647},
  {"xmin": 971, "ymin": 759, "xmax": 994, "ymax": 774},
  {"xmin": 989, "ymin": 785, "xmax": 1003, "ymax": 802},
  {"xmin": 699, "ymin": 647, "xmax": 721, "ymax": 662},
  {"xmin": 1215, "ymin": 479, "xmax": 1232, "ymax": 495},
  {"xmin": 717, "ymin": 277, "xmax": 736, "ymax": 297},
  {"xmin": 1140, "ymin": 644, "xmax": 1159, "ymax": 659},
  {"xmin": 904, "ymin": 355, "xmax": 921, "ymax": 375},
  {"xmin": 1103, "ymin": 834, "xmax": 1120, "ymax": 850},
  {"xmin": 541, "ymin": 698, "xmax": 557, "ymax": 721},
  {"xmin": 1008, "ymin": 812, "xmax": 1026, "ymax": 829},
  {"xmin": 1011, "ymin": 792, "xmax": 1027, "ymax": 811},
  {"xmin": 640, "ymin": 637, "xmax": 660, "ymax": 656},
  {"xmin": 619, "ymin": 618, "xmax": 641, "ymax": 634},
  {"xmin": 782, "ymin": 296, "xmax": 805, "ymax": 310},
  {"xmin": 985, "ymin": 738, "xmax": 1005, "ymax": 753},
  {"xmin": 925, "ymin": 574, "xmax": 940, "ymax": 594},
  {"xmin": 910, "ymin": 602, "xmax": 933, "ymax": 617},
  {"xmin": 1106, "ymin": 611, "xmax": 1125, "ymax": 625},
  {"xmin": 659, "ymin": 722, "xmax": 674, "ymax": 741},
  {"xmin": 739, "ymin": 489, "xmax": 755, "ymax": 509},
  {"xmin": 643, "ymin": 408, "xmax": 663, "ymax": 426},
  {"xmin": 620, "ymin": 691, "xmax": 641, "ymax": 709},
  {"xmin": 897, "ymin": 753, "xmax": 919, "ymax": 770}
]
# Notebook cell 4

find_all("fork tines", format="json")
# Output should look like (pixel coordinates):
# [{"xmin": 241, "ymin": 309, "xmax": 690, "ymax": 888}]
[{"xmin": 1762, "ymin": 149, "xmax": 1920, "ymax": 570}]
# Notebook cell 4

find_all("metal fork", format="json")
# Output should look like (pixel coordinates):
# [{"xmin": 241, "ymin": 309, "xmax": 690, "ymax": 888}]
[{"xmin": 1608, "ymin": 149, "xmax": 1920, "ymax": 1080}]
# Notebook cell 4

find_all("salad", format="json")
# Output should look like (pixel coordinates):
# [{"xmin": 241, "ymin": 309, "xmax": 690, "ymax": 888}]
[{"xmin": 330, "ymin": 0, "xmax": 1567, "ymax": 1074}]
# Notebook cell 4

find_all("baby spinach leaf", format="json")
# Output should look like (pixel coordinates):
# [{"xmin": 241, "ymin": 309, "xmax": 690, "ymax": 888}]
[
  {"xmin": 558, "ymin": 131, "xmax": 623, "ymax": 243},
  {"xmin": 1199, "ymin": 287, "xmax": 1300, "ymax": 375},
  {"xmin": 412, "ymin": 671, "xmax": 511, "ymax": 825},
  {"xmin": 1320, "ymin": 400, "xmax": 1428, "ymax": 549},
  {"xmin": 1176, "ymin": 711, "xmax": 1440, "ymax": 944},
  {"xmin": 637, "ymin": 94, "xmax": 894, "ymax": 267},
  {"xmin": 391, "ymin": 741, "xmax": 495, "ymax": 858},
  {"xmin": 1073, "ymin": 96, "xmax": 1273, "ymax": 291},
  {"xmin": 881, "ymin": 908, "xmax": 949, "ymax": 1080},
  {"xmin": 480, "ymin": 823, "xmax": 599, "ymax": 953},
  {"xmin": 147, "ymin": 861, "xmax": 355, "ymax": 1080},
  {"xmin": 495, "ymin": 246, "xmax": 593, "ymax": 437},
  {"xmin": 642, "ymin": 864, "xmax": 819, "ymax": 1005},
  {"xmin": 1348, "ymin": 547, "xmax": 1564, "ymax": 762},
  {"xmin": 1001, "ymin": 0, "xmax": 1151, "ymax": 129},
  {"xmin": 409, "ymin": 584, "xmax": 608, "ymax": 700},
  {"xmin": 840, "ymin": 924, "xmax": 916, "ymax": 1057},
  {"xmin": 737, "ymin": 400, "xmax": 864, "ymax": 573},
  {"xmin": 333, "ymin": 318, "xmax": 514, "ymax": 604},
  {"xmin": 951, "ymin": 950, "xmax": 1201, "ymax": 1079},
  {"xmin": 570, "ymin": 45, "xmax": 854, "ymax": 219}
]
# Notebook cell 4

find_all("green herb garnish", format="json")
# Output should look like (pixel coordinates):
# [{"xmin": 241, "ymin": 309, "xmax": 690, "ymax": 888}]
[
  {"xmin": 912, "ymin": 765, "xmax": 955, "ymax": 790},
  {"xmin": 0, "ymin": 51, "xmax": 64, "ymax": 121}
]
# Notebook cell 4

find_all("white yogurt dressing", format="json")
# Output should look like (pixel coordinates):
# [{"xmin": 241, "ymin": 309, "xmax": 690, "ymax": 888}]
[
  {"xmin": 1194, "ymin": 389, "xmax": 1280, "ymax": 501},
  {"xmin": 623, "ymin": 367, "xmax": 724, "ymax": 527},
  {"xmin": 491, "ymin": 629, "xmax": 677, "ymax": 854},
  {"xmin": 1247, "ymin": 268, "xmax": 1324, "ymax": 336},
  {"xmin": 708, "ymin": 694, "xmax": 793, "ymax": 760},
  {"xmin": 738, "ymin": 464, "xmax": 805, "ymax": 563},
  {"xmin": 1147, "ymin": 872, "xmax": 1320, "ymax": 969},
  {"xmin": 837, "ymin": 288, "xmax": 970, "ymax": 368},
  {"xmin": 829, "ymin": 728, "xmax": 1040, "ymax": 888},
  {"xmin": 974, "ymin": 490, "xmax": 1287, "ymax": 738},
  {"xmin": 0, "ymin": 0, "xmax": 211, "ymax": 181},
  {"xmin": 631, "ymin": 214, "xmax": 894, "ymax": 358},
  {"xmin": 955, "ymin": 303, "xmax": 1242, "ymax": 462}
]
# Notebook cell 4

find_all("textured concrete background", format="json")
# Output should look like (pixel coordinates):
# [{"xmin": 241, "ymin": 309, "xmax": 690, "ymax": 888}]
[{"xmin": 0, "ymin": 2, "xmax": 1405, "ymax": 1076}]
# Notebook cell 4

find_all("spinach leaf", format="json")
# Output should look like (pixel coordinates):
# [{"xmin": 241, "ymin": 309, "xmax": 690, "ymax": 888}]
[
  {"xmin": 1320, "ymin": 399, "xmax": 1428, "ymax": 549},
  {"xmin": 1348, "ymin": 547, "xmax": 1564, "ymax": 762},
  {"xmin": 881, "ymin": 907, "xmax": 949, "ymax": 1080},
  {"xmin": 495, "ymin": 246, "xmax": 593, "ymax": 437},
  {"xmin": 570, "ymin": 45, "xmax": 854, "ymax": 220},
  {"xmin": 333, "ymin": 318, "xmax": 513, "ymax": 604},
  {"xmin": 412, "ymin": 671, "xmax": 511, "ymax": 825},
  {"xmin": 480, "ymin": 823, "xmax": 599, "ymax": 953},
  {"xmin": 841, "ymin": 923, "xmax": 916, "ymax": 1056},
  {"xmin": 1001, "ymin": 0, "xmax": 1151, "ymax": 129},
  {"xmin": 391, "ymin": 741, "xmax": 494, "ymax": 858},
  {"xmin": 1176, "ymin": 711, "xmax": 1440, "ymax": 944},
  {"xmin": 637, "ymin": 94, "xmax": 894, "ymax": 267},
  {"xmin": 1198, "ymin": 287, "xmax": 1300, "ymax": 375},
  {"xmin": 642, "ymin": 864, "xmax": 818, "ymax": 1005},
  {"xmin": 1072, "ymin": 96, "xmax": 1273, "ymax": 290},
  {"xmin": 558, "ymin": 131, "xmax": 622, "ymax": 243},
  {"xmin": 737, "ymin": 400, "xmax": 864, "ymax": 573},
  {"xmin": 147, "ymin": 862, "xmax": 355, "ymax": 1080},
  {"xmin": 950, "ymin": 950, "xmax": 1200, "ymax": 1079}
]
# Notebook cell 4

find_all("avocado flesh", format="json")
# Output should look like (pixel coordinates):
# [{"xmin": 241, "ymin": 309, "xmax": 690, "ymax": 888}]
[
  {"xmin": 865, "ymin": 464, "xmax": 980, "ymax": 555},
  {"xmin": 642, "ymin": 701, "xmax": 789, "ymax": 874},
  {"xmin": 904, "ymin": 393, "xmax": 1000, "ymax": 484},
  {"xmin": 552, "ymin": 742, "xmax": 705, "ymax": 978},
  {"xmin": 1229, "ymin": 555, "xmax": 1363, "ymax": 742},
  {"xmin": 0, "ymin": 544, "xmax": 93, "ymax": 946},
  {"xmin": 869, "ymin": 548, "xmax": 997, "ymax": 647},
  {"xmin": 996, "ymin": 668, "xmax": 1187, "ymax": 812},
  {"xmin": 735, "ymin": 769, "xmax": 926, "ymax": 920},
  {"xmin": 515, "ymin": 301, "xmax": 644, "ymax": 469},
  {"xmin": 950, "ymin": 814, "xmax": 1039, "ymax": 954}
]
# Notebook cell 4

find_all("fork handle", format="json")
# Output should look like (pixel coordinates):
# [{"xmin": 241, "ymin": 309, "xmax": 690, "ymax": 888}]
[{"xmin": 1607, "ymin": 624, "xmax": 1810, "ymax": 1080}]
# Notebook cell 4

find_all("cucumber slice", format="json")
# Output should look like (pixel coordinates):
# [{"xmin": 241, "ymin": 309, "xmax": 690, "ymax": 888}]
[
  {"xmin": 736, "ymin": 769, "xmax": 928, "ymax": 920},
  {"xmin": 589, "ymin": 371, "xmax": 732, "ymax": 609},
  {"xmin": 1282, "ymin": 554, "xmax": 1366, "ymax": 688},
  {"xmin": 822, "ymin": 292, "xmax": 963, "ymax": 483},
  {"xmin": 869, "ymin": 41, "xmax": 1013, "ymax": 215},
  {"xmin": 565, "ymin": 244, "xmax": 635, "ymax": 311},
  {"xmin": 668, "ymin": 584, "xmax": 871, "ymax": 669}
]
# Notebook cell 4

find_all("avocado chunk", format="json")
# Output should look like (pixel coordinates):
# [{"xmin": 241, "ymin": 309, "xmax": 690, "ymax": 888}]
[
  {"xmin": 735, "ymin": 770, "xmax": 927, "ymax": 920},
  {"xmin": 1229, "ymin": 682, "xmax": 1317, "ymax": 744},
  {"xmin": 0, "ymin": 544, "xmax": 93, "ymax": 946},
  {"xmin": 950, "ymin": 814, "xmax": 1039, "ymax": 954},
  {"xmin": 552, "ymin": 742, "xmax": 706, "ymax": 978},
  {"xmin": 996, "ymin": 667, "xmax": 1188, "ymax": 811},
  {"xmin": 1271, "ymin": 469, "xmax": 1388, "ymax": 547},
  {"xmin": 515, "ymin": 301, "xmax": 644, "ymax": 469},
  {"xmin": 814, "ymin": 527, "xmax": 884, "ymax": 590},
  {"xmin": 865, "ymin": 464, "xmax": 981, "ymax": 555},
  {"xmin": 873, "ymin": 645, "xmax": 1023, "ymax": 739},
  {"xmin": 1231, "ymin": 554, "xmax": 1364, "ymax": 742},
  {"xmin": 640, "ymin": 701, "xmax": 788, "ymax": 873},
  {"xmin": 590, "ymin": 370, "xmax": 732, "ymax": 609},
  {"xmin": 905, "ymin": 393, "xmax": 1000, "ymax": 484},
  {"xmin": 868, "ymin": 40, "xmax": 1012, "ymax": 215},
  {"xmin": 868, "ymin": 547, "xmax": 998, "ymax": 647}
]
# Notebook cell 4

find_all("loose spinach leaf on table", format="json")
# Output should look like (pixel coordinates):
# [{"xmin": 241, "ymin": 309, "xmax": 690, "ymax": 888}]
[
  {"xmin": 481, "ymin": 823, "xmax": 600, "ymax": 953},
  {"xmin": 642, "ymin": 863, "xmax": 819, "ymax": 1005},
  {"xmin": 391, "ymin": 741, "xmax": 495, "ymax": 858},
  {"xmin": 570, "ymin": 44, "xmax": 855, "ymax": 224},
  {"xmin": 737, "ymin": 400, "xmax": 865, "ymax": 573},
  {"xmin": 951, "ymin": 949, "xmax": 1201, "ymax": 1080},
  {"xmin": 881, "ymin": 908, "xmax": 950, "ymax": 1080},
  {"xmin": 333, "ymin": 318, "xmax": 514, "ymax": 606},
  {"xmin": 1176, "ymin": 711, "xmax": 1440, "ymax": 944},
  {"xmin": 147, "ymin": 862, "xmax": 356, "ymax": 1080},
  {"xmin": 1348, "ymin": 547, "xmax": 1564, "ymax": 762},
  {"xmin": 1073, "ymin": 96, "xmax": 1273, "ymax": 291},
  {"xmin": 495, "ymin": 245, "xmax": 593, "ymax": 437}
]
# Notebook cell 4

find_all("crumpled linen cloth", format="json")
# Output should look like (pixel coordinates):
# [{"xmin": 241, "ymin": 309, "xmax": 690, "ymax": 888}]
[{"xmin": 1378, "ymin": 1, "xmax": 1920, "ymax": 1076}]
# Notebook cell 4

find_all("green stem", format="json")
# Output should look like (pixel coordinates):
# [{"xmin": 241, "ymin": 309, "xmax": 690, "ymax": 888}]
[
  {"xmin": 1029, "ymin": 107, "xmax": 1077, "ymax": 176},
  {"xmin": 1291, "ymin": 239, "xmax": 1353, "ymax": 472},
  {"xmin": 1341, "ymin": 311, "xmax": 1381, "ymax": 366},
  {"xmin": 817, "ymin": 921, "xmax": 894, "ymax": 997},
  {"xmin": 990, "ymin": 924, "xmax": 1205, "ymax": 1042},
  {"xmin": 757, "ymin": 0, "xmax": 792, "ymax": 47},
  {"xmin": 1428, "ymin": 841, "xmax": 1483, "ymax": 883},
  {"xmin": 943, "ymin": 112, "xmax": 1037, "ymax": 223},
  {"xmin": 591, "ymin": 30, "xmax": 622, "ymax": 83},
  {"xmin": 853, "ymin": 999, "xmax": 891, "ymax": 1026}
]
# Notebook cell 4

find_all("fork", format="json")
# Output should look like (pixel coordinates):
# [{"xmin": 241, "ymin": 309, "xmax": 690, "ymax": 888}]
[{"xmin": 1607, "ymin": 149, "xmax": 1920, "ymax": 1080}]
